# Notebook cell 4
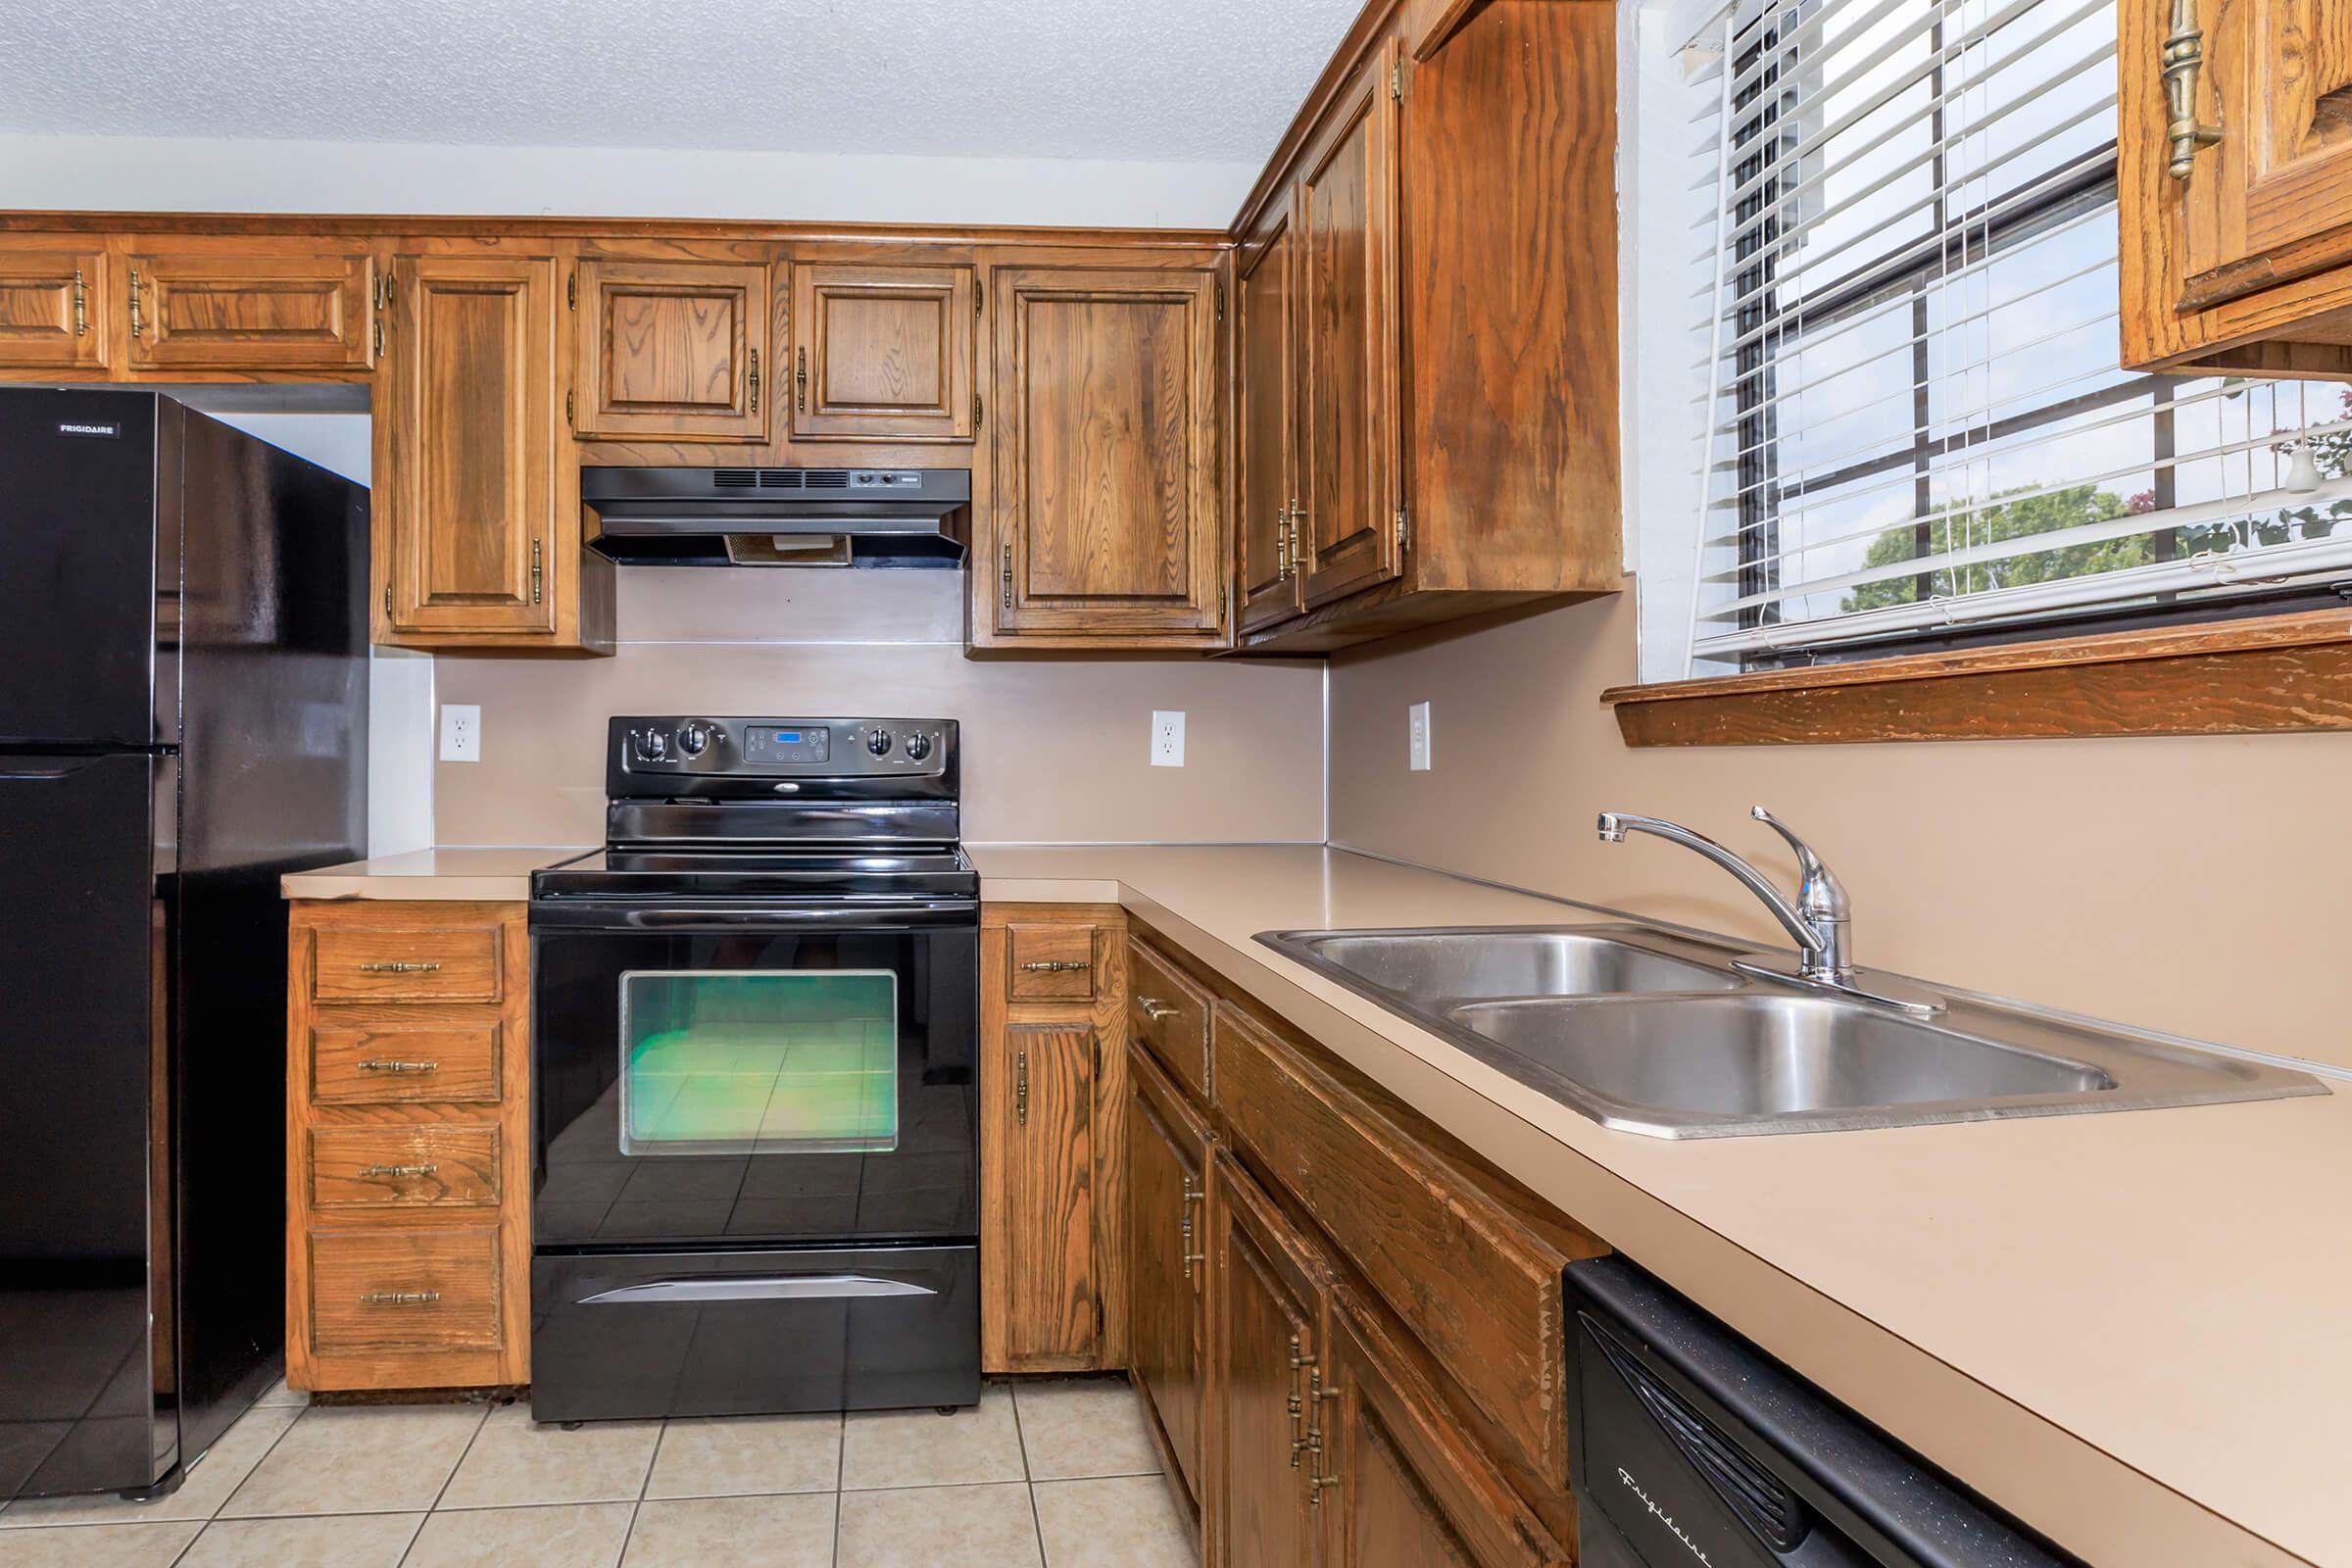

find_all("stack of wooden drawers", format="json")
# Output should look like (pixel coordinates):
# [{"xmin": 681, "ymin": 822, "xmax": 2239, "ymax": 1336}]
[{"xmin": 284, "ymin": 901, "xmax": 530, "ymax": 1391}]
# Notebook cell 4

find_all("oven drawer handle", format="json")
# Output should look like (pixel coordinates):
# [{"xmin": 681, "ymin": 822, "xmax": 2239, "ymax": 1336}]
[
  {"xmin": 579, "ymin": 1275, "xmax": 940, "ymax": 1305},
  {"xmin": 535, "ymin": 900, "xmax": 979, "ymax": 933}
]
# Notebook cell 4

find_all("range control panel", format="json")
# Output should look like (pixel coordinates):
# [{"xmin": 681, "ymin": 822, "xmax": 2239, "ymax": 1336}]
[{"xmin": 612, "ymin": 716, "xmax": 953, "ymax": 783}]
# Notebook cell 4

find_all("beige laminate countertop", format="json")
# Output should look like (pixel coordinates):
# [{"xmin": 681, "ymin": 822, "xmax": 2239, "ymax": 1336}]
[{"xmin": 283, "ymin": 843, "xmax": 2350, "ymax": 1567}]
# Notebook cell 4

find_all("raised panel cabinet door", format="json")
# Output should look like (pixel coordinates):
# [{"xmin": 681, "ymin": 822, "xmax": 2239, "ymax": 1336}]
[
  {"xmin": 1237, "ymin": 197, "xmax": 1305, "ymax": 634},
  {"xmin": 1127, "ymin": 1043, "xmax": 1211, "ymax": 1506},
  {"xmin": 575, "ymin": 257, "xmax": 770, "ymax": 441},
  {"xmin": 122, "ymin": 249, "xmax": 373, "ymax": 372},
  {"xmin": 790, "ymin": 263, "xmax": 974, "ymax": 440},
  {"xmin": 1207, "ymin": 1152, "xmax": 1326, "ymax": 1568},
  {"xmin": 992, "ymin": 266, "xmax": 1223, "ymax": 640},
  {"xmin": 1317, "ymin": 1293, "xmax": 1567, "ymax": 1568},
  {"xmin": 1297, "ymin": 38, "xmax": 1403, "ymax": 611},
  {"xmin": 2173, "ymin": 0, "xmax": 2352, "ymax": 308},
  {"xmin": 380, "ymin": 253, "xmax": 563, "ymax": 636},
  {"xmin": 0, "ymin": 244, "xmax": 108, "ymax": 371},
  {"xmin": 980, "ymin": 1021, "xmax": 1102, "ymax": 1371}
]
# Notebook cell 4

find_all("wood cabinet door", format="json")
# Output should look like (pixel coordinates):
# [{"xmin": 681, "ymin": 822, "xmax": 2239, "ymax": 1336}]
[
  {"xmin": 379, "ymin": 253, "xmax": 564, "ymax": 637},
  {"xmin": 990, "ymin": 266, "xmax": 1223, "ymax": 641},
  {"xmin": 1236, "ymin": 196, "xmax": 1304, "ymax": 634},
  {"xmin": 1206, "ymin": 1151, "xmax": 1326, "ymax": 1568},
  {"xmin": 2175, "ymin": 0, "xmax": 2352, "ymax": 304},
  {"xmin": 1128, "ymin": 1042, "xmax": 1212, "ymax": 1505},
  {"xmin": 1296, "ymin": 38, "xmax": 1403, "ymax": 611},
  {"xmin": 0, "ymin": 244, "xmax": 108, "ymax": 371},
  {"xmin": 574, "ymin": 257, "xmax": 770, "ymax": 441},
  {"xmin": 980, "ymin": 1021, "xmax": 1102, "ymax": 1371},
  {"xmin": 789, "ymin": 264, "xmax": 974, "ymax": 440},
  {"xmin": 122, "ymin": 249, "xmax": 373, "ymax": 372},
  {"xmin": 1317, "ymin": 1292, "xmax": 1568, "ymax": 1568}
]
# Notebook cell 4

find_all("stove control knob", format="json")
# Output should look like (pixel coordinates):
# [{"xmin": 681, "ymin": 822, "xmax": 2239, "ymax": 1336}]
[
  {"xmin": 865, "ymin": 728, "xmax": 894, "ymax": 758},
  {"xmin": 677, "ymin": 720, "xmax": 714, "ymax": 758},
  {"xmin": 904, "ymin": 731, "xmax": 932, "ymax": 760},
  {"xmin": 635, "ymin": 728, "xmax": 669, "ymax": 762}
]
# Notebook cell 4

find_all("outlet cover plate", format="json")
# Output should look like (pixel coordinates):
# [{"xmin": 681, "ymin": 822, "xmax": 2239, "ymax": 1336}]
[
  {"xmin": 1151, "ymin": 710, "xmax": 1186, "ymax": 767},
  {"xmin": 1409, "ymin": 702, "xmax": 1432, "ymax": 771},
  {"xmin": 439, "ymin": 704, "xmax": 481, "ymax": 763}
]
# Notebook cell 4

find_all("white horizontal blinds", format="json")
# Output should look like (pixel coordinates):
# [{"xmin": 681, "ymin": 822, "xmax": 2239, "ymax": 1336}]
[{"xmin": 1685, "ymin": 0, "xmax": 2352, "ymax": 670}]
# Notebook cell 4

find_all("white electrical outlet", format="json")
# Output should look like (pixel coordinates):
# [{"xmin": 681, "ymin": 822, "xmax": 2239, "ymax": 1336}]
[
  {"xmin": 439, "ymin": 704, "xmax": 481, "ymax": 762},
  {"xmin": 1408, "ymin": 701, "xmax": 1433, "ymax": 771},
  {"xmin": 1151, "ymin": 710, "xmax": 1186, "ymax": 767}
]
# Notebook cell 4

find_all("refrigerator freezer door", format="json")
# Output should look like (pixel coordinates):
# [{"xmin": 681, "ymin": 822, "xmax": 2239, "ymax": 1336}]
[
  {"xmin": 0, "ymin": 752, "xmax": 168, "ymax": 1499},
  {"xmin": 0, "ymin": 390, "xmax": 167, "ymax": 748}
]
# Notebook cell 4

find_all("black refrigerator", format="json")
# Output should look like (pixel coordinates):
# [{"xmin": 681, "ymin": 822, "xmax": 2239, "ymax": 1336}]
[{"xmin": 0, "ymin": 389, "xmax": 368, "ymax": 1502}]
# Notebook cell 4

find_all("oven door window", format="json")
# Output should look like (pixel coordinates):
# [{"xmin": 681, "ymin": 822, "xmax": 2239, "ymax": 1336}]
[{"xmin": 618, "ymin": 970, "xmax": 899, "ymax": 1156}]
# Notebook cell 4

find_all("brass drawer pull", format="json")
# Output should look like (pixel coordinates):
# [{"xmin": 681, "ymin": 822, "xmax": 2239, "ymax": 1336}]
[
  {"xmin": 127, "ymin": 268, "xmax": 143, "ymax": 339},
  {"xmin": 1020, "ymin": 959, "xmax": 1091, "ymax": 973},
  {"xmin": 359, "ymin": 1290, "xmax": 440, "ymax": 1306},
  {"xmin": 2162, "ymin": 0, "xmax": 2225, "ymax": 181},
  {"xmin": 747, "ymin": 345, "xmax": 760, "ymax": 413},
  {"xmin": 1180, "ymin": 1176, "xmax": 1205, "ymax": 1281},
  {"xmin": 1288, "ymin": 1335, "xmax": 1316, "ymax": 1467},
  {"xmin": 358, "ymin": 1163, "xmax": 438, "ymax": 1178},
  {"xmin": 73, "ymin": 269, "xmax": 87, "ymax": 337},
  {"xmin": 1015, "ymin": 1049, "xmax": 1029, "ymax": 1127},
  {"xmin": 1138, "ymin": 998, "xmax": 1178, "ymax": 1021},
  {"xmin": 357, "ymin": 960, "xmax": 442, "ymax": 974},
  {"xmin": 1305, "ymin": 1369, "xmax": 1340, "ymax": 1502},
  {"xmin": 796, "ymin": 345, "xmax": 808, "ymax": 411},
  {"xmin": 357, "ymin": 1059, "xmax": 438, "ymax": 1074}
]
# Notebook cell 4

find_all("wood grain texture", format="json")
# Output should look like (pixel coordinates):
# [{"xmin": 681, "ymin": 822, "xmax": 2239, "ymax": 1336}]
[
  {"xmin": 1005, "ymin": 920, "xmax": 1104, "ymax": 1002},
  {"xmin": 1297, "ymin": 38, "xmax": 1403, "ymax": 612},
  {"xmin": 308, "ymin": 1124, "xmax": 501, "ymax": 1209},
  {"xmin": 574, "ymin": 254, "xmax": 769, "ymax": 441},
  {"xmin": 1319, "ymin": 1288, "xmax": 1569, "ymax": 1568},
  {"xmin": 1210, "ymin": 1001, "xmax": 1579, "ymax": 1492},
  {"xmin": 1235, "ymin": 196, "xmax": 1305, "ymax": 635},
  {"xmin": 123, "ymin": 248, "xmax": 371, "ymax": 372},
  {"xmin": 311, "ymin": 923, "xmax": 502, "ymax": 1003},
  {"xmin": 791, "ymin": 263, "xmax": 974, "ymax": 441},
  {"xmin": 287, "ymin": 901, "xmax": 531, "ymax": 1393},
  {"xmin": 1204, "ymin": 1149, "xmax": 1328, "ymax": 1568},
  {"xmin": 1130, "ymin": 936, "xmax": 1215, "ymax": 1102},
  {"xmin": 1603, "ymin": 608, "xmax": 2352, "ymax": 744},
  {"xmin": 0, "ymin": 241, "xmax": 109, "ymax": 372},
  {"xmin": 1128, "ymin": 1040, "xmax": 1216, "ymax": 1507},
  {"xmin": 990, "ymin": 265, "xmax": 1225, "ymax": 644}
]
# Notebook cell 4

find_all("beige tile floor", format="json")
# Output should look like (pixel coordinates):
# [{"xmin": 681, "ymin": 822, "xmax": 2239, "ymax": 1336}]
[{"xmin": 0, "ymin": 1378, "xmax": 1194, "ymax": 1567}]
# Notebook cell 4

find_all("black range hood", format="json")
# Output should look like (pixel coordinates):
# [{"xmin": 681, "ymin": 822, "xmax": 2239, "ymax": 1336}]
[{"xmin": 582, "ymin": 466, "xmax": 969, "ymax": 567}]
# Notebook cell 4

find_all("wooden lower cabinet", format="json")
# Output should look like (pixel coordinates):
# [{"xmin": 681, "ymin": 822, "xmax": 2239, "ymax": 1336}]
[
  {"xmin": 1127, "ymin": 1041, "xmax": 1214, "ymax": 1507},
  {"xmin": 286, "ymin": 901, "xmax": 531, "ymax": 1391},
  {"xmin": 979, "ymin": 904, "xmax": 1128, "ymax": 1372},
  {"xmin": 1318, "ymin": 1291, "xmax": 1569, "ymax": 1567},
  {"xmin": 1205, "ymin": 1150, "xmax": 1327, "ymax": 1568}
]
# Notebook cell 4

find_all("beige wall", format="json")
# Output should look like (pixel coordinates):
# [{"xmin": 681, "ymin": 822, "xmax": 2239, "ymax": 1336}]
[
  {"xmin": 433, "ymin": 569, "xmax": 1324, "ymax": 849},
  {"xmin": 1328, "ymin": 585, "xmax": 2352, "ymax": 1071}
]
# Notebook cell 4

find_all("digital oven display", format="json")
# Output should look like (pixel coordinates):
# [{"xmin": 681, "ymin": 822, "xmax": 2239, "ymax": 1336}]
[{"xmin": 743, "ymin": 726, "xmax": 832, "ymax": 764}]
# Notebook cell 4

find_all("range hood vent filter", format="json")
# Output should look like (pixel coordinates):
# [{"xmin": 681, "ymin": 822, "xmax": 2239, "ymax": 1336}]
[{"xmin": 583, "ymin": 467, "xmax": 969, "ymax": 568}]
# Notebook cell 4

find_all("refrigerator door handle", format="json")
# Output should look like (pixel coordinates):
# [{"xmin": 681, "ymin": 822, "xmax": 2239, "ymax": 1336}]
[{"xmin": 578, "ymin": 1275, "xmax": 940, "ymax": 1306}]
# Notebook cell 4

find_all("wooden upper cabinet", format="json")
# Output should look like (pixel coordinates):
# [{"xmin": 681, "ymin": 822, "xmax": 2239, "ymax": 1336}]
[
  {"xmin": 574, "ymin": 256, "xmax": 771, "ymax": 441},
  {"xmin": 988, "ymin": 264, "xmax": 1224, "ymax": 644},
  {"xmin": 1296, "ymin": 37, "xmax": 1403, "ymax": 612},
  {"xmin": 122, "ymin": 248, "xmax": 373, "ymax": 373},
  {"xmin": 1236, "ymin": 198, "xmax": 1304, "ymax": 635},
  {"xmin": 0, "ymin": 243, "xmax": 108, "ymax": 372},
  {"xmin": 377, "ymin": 252, "xmax": 570, "ymax": 642},
  {"xmin": 789, "ymin": 263, "xmax": 974, "ymax": 440}
]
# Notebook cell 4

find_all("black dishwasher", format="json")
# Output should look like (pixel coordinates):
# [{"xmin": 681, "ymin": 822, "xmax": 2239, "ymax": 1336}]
[{"xmin": 1565, "ymin": 1257, "xmax": 2083, "ymax": 1568}]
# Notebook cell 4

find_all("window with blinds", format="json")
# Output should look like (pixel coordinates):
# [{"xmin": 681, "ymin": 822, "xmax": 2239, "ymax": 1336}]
[{"xmin": 1685, "ymin": 0, "xmax": 2352, "ymax": 674}]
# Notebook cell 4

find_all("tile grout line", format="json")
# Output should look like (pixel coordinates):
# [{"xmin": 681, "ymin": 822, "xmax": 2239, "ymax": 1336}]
[
  {"xmin": 163, "ymin": 1393, "xmax": 314, "ymax": 1566},
  {"xmin": 614, "ymin": 1414, "xmax": 670, "ymax": 1568},
  {"xmin": 395, "ymin": 1399, "xmax": 495, "ymax": 1567},
  {"xmin": 1009, "ymin": 1383, "xmax": 1051, "ymax": 1568}
]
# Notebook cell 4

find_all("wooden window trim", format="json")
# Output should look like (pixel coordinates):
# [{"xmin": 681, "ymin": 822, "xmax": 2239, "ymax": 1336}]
[{"xmin": 1601, "ymin": 608, "xmax": 2352, "ymax": 746}]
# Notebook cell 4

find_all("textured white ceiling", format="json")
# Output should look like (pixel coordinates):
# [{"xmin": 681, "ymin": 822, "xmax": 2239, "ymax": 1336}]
[{"xmin": 0, "ymin": 0, "xmax": 1361, "ymax": 164}]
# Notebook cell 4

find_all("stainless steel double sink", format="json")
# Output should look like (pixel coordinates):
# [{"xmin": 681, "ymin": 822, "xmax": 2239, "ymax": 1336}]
[{"xmin": 1255, "ymin": 925, "xmax": 2325, "ymax": 1138}]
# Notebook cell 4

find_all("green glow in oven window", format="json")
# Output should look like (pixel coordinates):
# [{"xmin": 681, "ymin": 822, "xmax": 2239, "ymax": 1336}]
[{"xmin": 618, "ymin": 970, "xmax": 898, "ymax": 1155}]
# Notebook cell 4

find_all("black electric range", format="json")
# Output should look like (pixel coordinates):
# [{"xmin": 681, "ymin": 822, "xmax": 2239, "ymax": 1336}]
[{"xmin": 527, "ymin": 716, "xmax": 980, "ymax": 1422}]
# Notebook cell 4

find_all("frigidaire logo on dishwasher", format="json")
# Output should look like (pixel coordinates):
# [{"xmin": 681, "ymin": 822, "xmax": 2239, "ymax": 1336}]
[{"xmin": 1617, "ymin": 1467, "xmax": 1715, "ymax": 1565}]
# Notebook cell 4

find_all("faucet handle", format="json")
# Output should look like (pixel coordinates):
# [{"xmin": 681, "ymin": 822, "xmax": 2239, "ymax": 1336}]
[{"xmin": 1748, "ymin": 807, "xmax": 1848, "ymax": 920}]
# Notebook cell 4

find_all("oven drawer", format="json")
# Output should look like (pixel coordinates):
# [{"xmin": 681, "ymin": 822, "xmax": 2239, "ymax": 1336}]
[{"xmin": 531, "ymin": 1244, "xmax": 981, "ymax": 1422}]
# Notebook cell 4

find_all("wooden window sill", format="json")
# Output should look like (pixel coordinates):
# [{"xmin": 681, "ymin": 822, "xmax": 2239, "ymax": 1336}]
[{"xmin": 1601, "ymin": 610, "xmax": 2352, "ymax": 745}]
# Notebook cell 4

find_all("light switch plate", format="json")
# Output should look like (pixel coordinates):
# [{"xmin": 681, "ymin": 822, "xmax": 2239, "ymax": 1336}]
[
  {"xmin": 439, "ymin": 704, "xmax": 481, "ymax": 762},
  {"xmin": 1409, "ymin": 701, "xmax": 1433, "ymax": 771},
  {"xmin": 1151, "ymin": 710, "xmax": 1186, "ymax": 767}
]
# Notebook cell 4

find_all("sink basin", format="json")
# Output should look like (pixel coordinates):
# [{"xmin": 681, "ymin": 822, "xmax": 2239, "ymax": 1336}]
[
  {"xmin": 1450, "ymin": 994, "xmax": 2115, "ymax": 1131},
  {"xmin": 1253, "ymin": 923, "xmax": 2326, "ymax": 1138},
  {"xmin": 1268, "ymin": 926, "xmax": 1743, "ymax": 1002}
]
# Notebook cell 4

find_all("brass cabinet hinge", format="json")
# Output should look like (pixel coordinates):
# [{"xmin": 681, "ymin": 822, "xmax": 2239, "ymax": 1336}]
[
  {"xmin": 1395, "ymin": 505, "xmax": 1409, "ymax": 554},
  {"xmin": 566, "ymin": 272, "xmax": 576, "ymax": 310},
  {"xmin": 1214, "ymin": 280, "xmax": 1225, "ymax": 321},
  {"xmin": 384, "ymin": 579, "xmax": 392, "ymax": 618},
  {"xmin": 373, "ymin": 318, "xmax": 384, "ymax": 357},
  {"xmin": 1391, "ymin": 60, "xmax": 1404, "ymax": 101},
  {"xmin": 531, "ymin": 537, "xmax": 544, "ymax": 605},
  {"xmin": 564, "ymin": 388, "xmax": 574, "ymax": 427},
  {"xmin": 973, "ymin": 391, "xmax": 983, "ymax": 430}
]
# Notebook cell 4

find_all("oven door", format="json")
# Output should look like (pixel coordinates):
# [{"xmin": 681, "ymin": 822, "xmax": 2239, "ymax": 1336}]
[{"xmin": 530, "ymin": 898, "xmax": 978, "ymax": 1250}]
